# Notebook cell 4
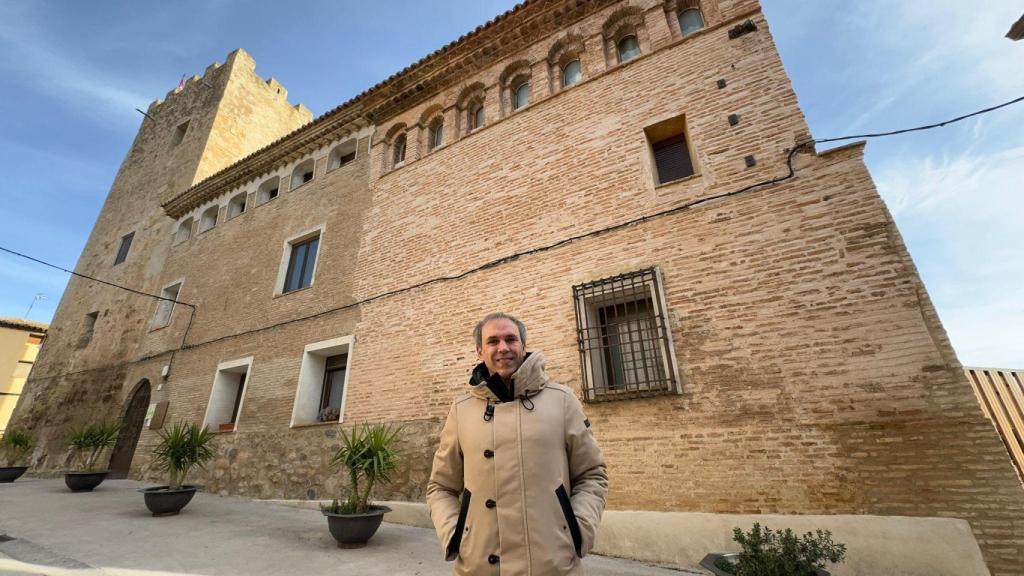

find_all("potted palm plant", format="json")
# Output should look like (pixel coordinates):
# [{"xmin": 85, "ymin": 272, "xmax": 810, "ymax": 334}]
[
  {"xmin": 139, "ymin": 421, "xmax": 216, "ymax": 516},
  {"xmin": 321, "ymin": 422, "xmax": 403, "ymax": 548},
  {"xmin": 65, "ymin": 420, "xmax": 122, "ymax": 491},
  {"xmin": 0, "ymin": 428, "xmax": 33, "ymax": 482}
]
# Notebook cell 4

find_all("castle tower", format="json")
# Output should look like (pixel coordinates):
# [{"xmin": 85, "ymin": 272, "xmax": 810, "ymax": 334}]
[{"xmin": 13, "ymin": 49, "xmax": 311, "ymax": 470}]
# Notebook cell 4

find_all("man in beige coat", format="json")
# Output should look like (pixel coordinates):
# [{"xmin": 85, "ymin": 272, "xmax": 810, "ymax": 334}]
[{"xmin": 427, "ymin": 312, "xmax": 608, "ymax": 575}]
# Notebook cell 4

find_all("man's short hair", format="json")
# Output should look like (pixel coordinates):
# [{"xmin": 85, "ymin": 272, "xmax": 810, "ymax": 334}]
[{"xmin": 473, "ymin": 312, "xmax": 527, "ymax": 348}]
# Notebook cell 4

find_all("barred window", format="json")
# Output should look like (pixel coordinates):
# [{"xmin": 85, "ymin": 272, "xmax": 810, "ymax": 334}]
[{"xmin": 573, "ymin": 268, "xmax": 678, "ymax": 402}]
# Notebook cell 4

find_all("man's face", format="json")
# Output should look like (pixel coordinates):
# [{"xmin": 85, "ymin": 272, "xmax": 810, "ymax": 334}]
[{"xmin": 476, "ymin": 318, "xmax": 526, "ymax": 381}]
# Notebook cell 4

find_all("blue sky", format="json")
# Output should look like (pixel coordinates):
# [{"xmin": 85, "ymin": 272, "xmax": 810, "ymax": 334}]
[{"xmin": 0, "ymin": 1, "xmax": 1021, "ymax": 367}]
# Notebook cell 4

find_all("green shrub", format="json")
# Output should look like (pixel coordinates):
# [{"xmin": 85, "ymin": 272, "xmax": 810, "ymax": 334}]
[
  {"xmin": 722, "ymin": 523, "xmax": 846, "ymax": 576},
  {"xmin": 322, "ymin": 423, "xmax": 403, "ymax": 514},
  {"xmin": 67, "ymin": 420, "xmax": 122, "ymax": 471},
  {"xmin": 1, "ymin": 428, "xmax": 33, "ymax": 466},
  {"xmin": 152, "ymin": 422, "xmax": 217, "ymax": 490}
]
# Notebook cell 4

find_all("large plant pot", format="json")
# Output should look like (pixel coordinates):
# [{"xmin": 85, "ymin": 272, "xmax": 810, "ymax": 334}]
[
  {"xmin": 0, "ymin": 466, "xmax": 28, "ymax": 483},
  {"xmin": 699, "ymin": 553, "xmax": 831, "ymax": 576},
  {"xmin": 140, "ymin": 485, "xmax": 198, "ymax": 516},
  {"xmin": 64, "ymin": 471, "xmax": 108, "ymax": 492},
  {"xmin": 322, "ymin": 505, "xmax": 391, "ymax": 548}
]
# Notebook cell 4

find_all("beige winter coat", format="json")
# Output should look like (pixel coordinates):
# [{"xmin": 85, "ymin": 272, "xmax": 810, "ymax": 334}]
[{"xmin": 427, "ymin": 352, "xmax": 608, "ymax": 575}]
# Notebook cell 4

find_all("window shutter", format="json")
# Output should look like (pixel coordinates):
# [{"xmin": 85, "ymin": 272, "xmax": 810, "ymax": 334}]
[{"xmin": 653, "ymin": 134, "xmax": 694, "ymax": 184}]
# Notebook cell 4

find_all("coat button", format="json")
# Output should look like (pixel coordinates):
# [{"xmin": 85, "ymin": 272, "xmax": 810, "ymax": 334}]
[
  {"xmin": 488, "ymin": 554, "xmax": 500, "ymax": 564},
  {"xmin": 483, "ymin": 449, "xmax": 494, "ymax": 458},
  {"xmin": 485, "ymin": 499, "xmax": 496, "ymax": 508}
]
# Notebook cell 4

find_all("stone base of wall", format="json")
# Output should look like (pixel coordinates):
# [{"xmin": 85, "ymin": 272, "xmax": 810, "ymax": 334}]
[{"xmin": 272, "ymin": 500, "xmax": 989, "ymax": 576}]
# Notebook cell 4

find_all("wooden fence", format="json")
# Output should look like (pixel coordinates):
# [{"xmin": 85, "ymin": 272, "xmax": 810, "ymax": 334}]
[{"xmin": 965, "ymin": 367, "xmax": 1024, "ymax": 482}]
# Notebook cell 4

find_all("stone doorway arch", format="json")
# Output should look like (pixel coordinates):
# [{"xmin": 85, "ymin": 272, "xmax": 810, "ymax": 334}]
[{"xmin": 108, "ymin": 379, "xmax": 151, "ymax": 479}]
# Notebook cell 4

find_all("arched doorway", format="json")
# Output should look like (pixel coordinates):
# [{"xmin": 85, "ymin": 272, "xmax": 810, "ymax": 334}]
[{"xmin": 108, "ymin": 379, "xmax": 151, "ymax": 479}]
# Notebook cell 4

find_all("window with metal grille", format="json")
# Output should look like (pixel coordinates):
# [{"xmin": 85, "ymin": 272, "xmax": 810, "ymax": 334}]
[
  {"xmin": 573, "ymin": 268, "xmax": 679, "ymax": 402},
  {"xmin": 283, "ymin": 235, "xmax": 319, "ymax": 293},
  {"xmin": 645, "ymin": 114, "xmax": 696, "ymax": 185},
  {"xmin": 113, "ymin": 232, "xmax": 134, "ymax": 265}
]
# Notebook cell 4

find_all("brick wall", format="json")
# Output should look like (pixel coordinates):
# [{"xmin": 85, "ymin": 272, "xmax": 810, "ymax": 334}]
[{"xmin": 11, "ymin": 1, "xmax": 1024, "ymax": 573}]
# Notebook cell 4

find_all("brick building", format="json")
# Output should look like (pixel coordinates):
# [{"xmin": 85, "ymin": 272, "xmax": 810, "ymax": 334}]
[{"xmin": 10, "ymin": 0, "xmax": 1024, "ymax": 573}]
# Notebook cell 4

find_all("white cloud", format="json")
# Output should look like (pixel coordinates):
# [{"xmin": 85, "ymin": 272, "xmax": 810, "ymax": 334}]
[{"xmin": 0, "ymin": 5, "xmax": 153, "ymax": 128}]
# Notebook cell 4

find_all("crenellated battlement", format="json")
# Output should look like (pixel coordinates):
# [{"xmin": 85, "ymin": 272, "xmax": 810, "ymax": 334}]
[{"xmin": 145, "ymin": 49, "xmax": 308, "ymax": 118}]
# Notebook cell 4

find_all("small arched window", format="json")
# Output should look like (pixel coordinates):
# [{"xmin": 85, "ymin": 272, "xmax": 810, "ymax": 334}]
[
  {"xmin": 174, "ymin": 217, "xmax": 193, "ymax": 244},
  {"xmin": 198, "ymin": 205, "xmax": 219, "ymax": 233},
  {"xmin": 290, "ymin": 158, "xmax": 315, "ymax": 190},
  {"xmin": 678, "ymin": 8, "xmax": 705, "ymax": 36},
  {"xmin": 562, "ymin": 60, "xmax": 582, "ymax": 87},
  {"xmin": 328, "ymin": 139, "xmax": 357, "ymax": 171},
  {"xmin": 256, "ymin": 176, "xmax": 280, "ymax": 206},
  {"xmin": 513, "ymin": 82, "xmax": 530, "ymax": 110},
  {"xmin": 617, "ymin": 35, "xmax": 641, "ymax": 63},
  {"xmin": 227, "ymin": 192, "xmax": 247, "ymax": 219},
  {"xmin": 429, "ymin": 119, "xmax": 444, "ymax": 150},
  {"xmin": 469, "ymin": 103, "xmax": 484, "ymax": 131},
  {"xmin": 393, "ymin": 134, "xmax": 407, "ymax": 167}
]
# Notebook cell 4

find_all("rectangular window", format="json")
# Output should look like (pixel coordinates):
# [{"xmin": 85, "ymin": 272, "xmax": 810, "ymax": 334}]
[
  {"xmin": 172, "ymin": 120, "xmax": 189, "ymax": 147},
  {"xmin": 114, "ymin": 232, "xmax": 134, "ymax": 265},
  {"xmin": 283, "ymin": 235, "xmax": 320, "ymax": 293},
  {"xmin": 203, "ymin": 357, "xmax": 253, "ymax": 433},
  {"xmin": 79, "ymin": 311, "xmax": 99, "ymax": 347},
  {"xmin": 290, "ymin": 336, "xmax": 354, "ymax": 426},
  {"xmin": 319, "ymin": 354, "xmax": 348, "ymax": 421},
  {"xmin": 645, "ymin": 115, "xmax": 696, "ymax": 185},
  {"xmin": 153, "ymin": 281, "xmax": 182, "ymax": 328},
  {"xmin": 572, "ymin": 268, "xmax": 679, "ymax": 402}
]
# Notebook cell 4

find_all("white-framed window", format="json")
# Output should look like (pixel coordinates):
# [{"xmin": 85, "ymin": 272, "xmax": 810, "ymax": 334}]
[
  {"xmin": 199, "ymin": 205, "xmax": 219, "ymax": 233},
  {"xmin": 275, "ymin": 226, "xmax": 323, "ymax": 295},
  {"xmin": 290, "ymin": 158, "xmax": 315, "ymax": 190},
  {"xmin": 174, "ymin": 217, "xmax": 193, "ymax": 244},
  {"xmin": 678, "ymin": 8, "xmax": 705, "ymax": 36},
  {"xmin": 290, "ymin": 336, "xmax": 355, "ymax": 426},
  {"xmin": 202, "ymin": 356, "xmax": 253, "ymax": 433},
  {"xmin": 328, "ymin": 139, "xmax": 357, "ymax": 171},
  {"xmin": 227, "ymin": 192, "xmax": 247, "ymax": 219},
  {"xmin": 572, "ymin": 268, "xmax": 680, "ymax": 402},
  {"xmin": 256, "ymin": 176, "xmax": 280, "ymax": 206},
  {"xmin": 152, "ymin": 279, "xmax": 183, "ymax": 328}
]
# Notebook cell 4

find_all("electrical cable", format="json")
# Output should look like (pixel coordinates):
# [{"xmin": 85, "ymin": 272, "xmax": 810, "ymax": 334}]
[{"xmin": 4, "ymin": 94, "xmax": 1022, "ymax": 379}]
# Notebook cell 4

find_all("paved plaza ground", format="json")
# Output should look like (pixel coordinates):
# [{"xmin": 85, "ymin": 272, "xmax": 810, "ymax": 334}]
[{"xmin": 0, "ymin": 478, "xmax": 698, "ymax": 575}]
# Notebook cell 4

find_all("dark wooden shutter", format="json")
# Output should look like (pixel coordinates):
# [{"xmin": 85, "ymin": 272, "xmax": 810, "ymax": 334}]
[{"xmin": 653, "ymin": 134, "xmax": 694, "ymax": 184}]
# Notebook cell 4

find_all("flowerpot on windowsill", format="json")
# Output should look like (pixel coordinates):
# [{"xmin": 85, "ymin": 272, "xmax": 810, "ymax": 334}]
[{"xmin": 218, "ymin": 423, "xmax": 235, "ymax": 433}]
